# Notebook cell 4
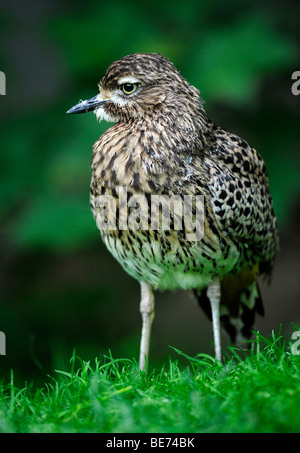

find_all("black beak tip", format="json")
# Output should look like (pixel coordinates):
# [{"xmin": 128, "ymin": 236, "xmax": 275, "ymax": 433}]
[
  {"xmin": 66, "ymin": 95, "xmax": 107, "ymax": 115},
  {"xmin": 66, "ymin": 101, "xmax": 89, "ymax": 114},
  {"xmin": 66, "ymin": 106, "xmax": 75, "ymax": 114}
]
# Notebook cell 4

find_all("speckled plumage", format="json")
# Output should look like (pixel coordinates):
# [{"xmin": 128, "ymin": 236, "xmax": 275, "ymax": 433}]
[{"xmin": 69, "ymin": 53, "xmax": 278, "ymax": 360}]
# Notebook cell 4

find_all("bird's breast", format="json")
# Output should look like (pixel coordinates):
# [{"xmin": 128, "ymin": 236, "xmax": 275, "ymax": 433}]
[{"xmin": 96, "ymin": 225, "xmax": 239, "ymax": 291}]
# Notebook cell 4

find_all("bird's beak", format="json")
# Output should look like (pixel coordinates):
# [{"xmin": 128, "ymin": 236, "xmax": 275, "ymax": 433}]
[{"xmin": 66, "ymin": 95, "xmax": 108, "ymax": 114}]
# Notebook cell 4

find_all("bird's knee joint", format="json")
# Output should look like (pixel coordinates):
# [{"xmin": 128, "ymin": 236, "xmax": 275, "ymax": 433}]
[
  {"xmin": 207, "ymin": 281, "xmax": 221, "ymax": 303},
  {"xmin": 140, "ymin": 298, "xmax": 155, "ymax": 316}
]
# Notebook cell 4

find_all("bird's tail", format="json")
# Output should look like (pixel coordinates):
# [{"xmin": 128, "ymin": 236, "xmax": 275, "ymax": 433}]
[{"xmin": 194, "ymin": 279, "xmax": 264, "ymax": 346}]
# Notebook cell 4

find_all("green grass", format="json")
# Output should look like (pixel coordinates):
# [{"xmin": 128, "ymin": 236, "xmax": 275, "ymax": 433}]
[{"xmin": 0, "ymin": 330, "xmax": 299, "ymax": 433}]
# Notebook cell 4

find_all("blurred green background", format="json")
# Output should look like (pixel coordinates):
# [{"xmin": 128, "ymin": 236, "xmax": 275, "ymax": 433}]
[{"xmin": 0, "ymin": 0, "xmax": 299, "ymax": 385}]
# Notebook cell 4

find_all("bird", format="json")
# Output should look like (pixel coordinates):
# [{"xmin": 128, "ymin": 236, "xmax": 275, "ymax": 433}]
[{"xmin": 67, "ymin": 53, "xmax": 279, "ymax": 371}]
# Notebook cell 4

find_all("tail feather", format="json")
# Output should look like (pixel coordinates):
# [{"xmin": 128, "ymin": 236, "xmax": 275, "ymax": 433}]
[{"xmin": 194, "ymin": 280, "xmax": 264, "ymax": 345}]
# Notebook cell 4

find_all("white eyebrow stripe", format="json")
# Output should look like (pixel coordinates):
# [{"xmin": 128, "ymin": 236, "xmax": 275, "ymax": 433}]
[{"xmin": 117, "ymin": 76, "xmax": 141, "ymax": 85}]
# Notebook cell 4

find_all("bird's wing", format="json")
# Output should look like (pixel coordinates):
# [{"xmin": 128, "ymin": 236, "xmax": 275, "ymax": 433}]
[{"xmin": 205, "ymin": 127, "xmax": 278, "ymax": 271}]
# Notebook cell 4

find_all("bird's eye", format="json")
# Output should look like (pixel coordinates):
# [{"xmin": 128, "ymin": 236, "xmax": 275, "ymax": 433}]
[{"xmin": 120, "ymin": 83, "xmax": 140, "ymax": 95}]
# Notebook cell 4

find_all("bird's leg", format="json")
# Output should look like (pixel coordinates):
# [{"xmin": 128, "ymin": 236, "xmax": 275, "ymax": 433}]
[
  {"xmin": 207, "ymin": 280, "xmax": 222, "ymax": 362},
  {"xmin": 139, "ymin": 281, "xmax": 155, "ymax": 372}
]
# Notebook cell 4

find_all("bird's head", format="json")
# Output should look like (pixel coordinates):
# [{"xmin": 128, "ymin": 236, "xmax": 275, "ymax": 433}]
[{"xmin": 67, "ymin": 53, "xmax": 203, "ymax": 123}]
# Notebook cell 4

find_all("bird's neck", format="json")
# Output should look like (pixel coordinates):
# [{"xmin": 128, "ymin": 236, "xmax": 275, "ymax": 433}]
[
  {"xmin": 133, "ymin": 103, "xmax": 214, "ymax": 156},
  {"xmin": 92, "ymin": 105, "xmax": 214, "ymax": 192}
]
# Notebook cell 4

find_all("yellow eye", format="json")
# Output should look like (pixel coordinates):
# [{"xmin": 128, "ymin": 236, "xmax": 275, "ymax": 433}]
[{"xmin": 120, "ymin": 83, "xmax": 140, "ymax": 95}]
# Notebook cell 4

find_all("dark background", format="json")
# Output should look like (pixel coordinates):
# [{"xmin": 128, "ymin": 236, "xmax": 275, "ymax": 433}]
[{"xmin": 0, "ymin": 0, "xmax": 299, "ymax": 385}]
